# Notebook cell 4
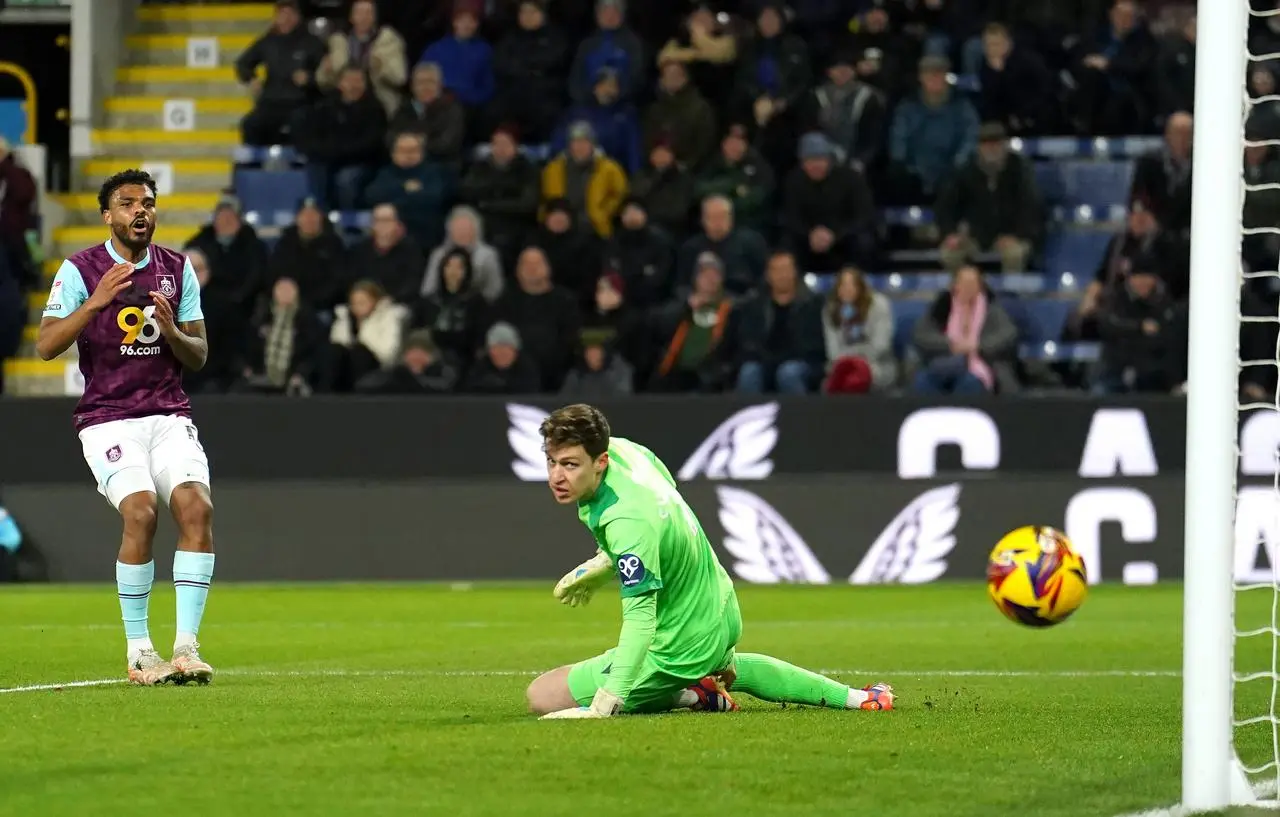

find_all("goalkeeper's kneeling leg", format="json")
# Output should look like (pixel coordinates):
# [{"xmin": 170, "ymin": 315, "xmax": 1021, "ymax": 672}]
[{"xmin": 526, "ymin": 665, "xmax": 579, "ymax": 716}]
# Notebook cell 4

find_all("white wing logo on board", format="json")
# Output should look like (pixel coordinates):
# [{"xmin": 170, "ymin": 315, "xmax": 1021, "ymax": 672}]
[
  {"xmin": 678, "ymin": 403, "xmax": 779, "ymax": 481},
  {"xmin": 506, "ymin": 403, "xmax": 550, "ymax": 481},
  {"xmin": 849, "ymin": 483, "xmax": 961, "ymax": 585},
  {"xmin": 716, "ymin": 485, "xmax": 831, "ymax": 584}
]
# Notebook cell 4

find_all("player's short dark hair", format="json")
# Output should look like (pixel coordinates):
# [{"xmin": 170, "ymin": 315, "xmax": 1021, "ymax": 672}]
[
  {"xmin": 98, "ymin": 169, "xmax": 158, "ymax": 212},
  {"xmin": 541, "ymin": 404, "xmax": 611, "ymax": 459}
]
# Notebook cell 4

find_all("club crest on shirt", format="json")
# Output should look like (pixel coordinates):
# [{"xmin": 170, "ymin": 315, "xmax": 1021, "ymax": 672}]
[
  {"xmin": 156, "ymin": 274, "xmax": 177, "ymax": 299},
  {"xmin": 106, "ymin": 445, "xmax": 122, "ymax": 463}
]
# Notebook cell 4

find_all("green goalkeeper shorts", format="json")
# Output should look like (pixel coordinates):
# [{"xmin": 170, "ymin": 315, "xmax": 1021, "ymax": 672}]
[{"xmin": 567, "ymin": 593, "xmax": 743, "ymax": 714}]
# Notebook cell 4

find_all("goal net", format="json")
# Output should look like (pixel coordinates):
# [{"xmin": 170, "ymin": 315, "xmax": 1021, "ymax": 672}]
[{"xmin": 1188, "ymin": 0, "xmax": 1280, "ymax": 810}]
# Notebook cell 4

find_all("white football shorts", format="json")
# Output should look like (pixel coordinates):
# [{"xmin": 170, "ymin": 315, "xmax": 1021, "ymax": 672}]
[{"xmin": 78, "ymin": 415, "xmax": 211, "ymax": 509}]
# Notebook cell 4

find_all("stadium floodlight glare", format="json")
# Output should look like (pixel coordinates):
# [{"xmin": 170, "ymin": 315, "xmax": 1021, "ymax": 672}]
[{"xmin": 1183, "ymin": 0, "xmax": 1277, "ymax": 809}]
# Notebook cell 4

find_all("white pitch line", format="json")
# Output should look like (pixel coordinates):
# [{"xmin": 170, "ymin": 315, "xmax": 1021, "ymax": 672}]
[
  {"xmin": 0, "ymin": 678, "xmax": 125, "ymax": 694},
  {"xmin": 0, "ymin": 667, "xmax": 1182, "ymax": 695}
]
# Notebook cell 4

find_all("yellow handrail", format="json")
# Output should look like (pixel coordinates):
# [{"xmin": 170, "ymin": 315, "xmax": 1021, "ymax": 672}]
[{"xmin": 0, "ymin": 62, "xmax": 37, "ymax": 144}]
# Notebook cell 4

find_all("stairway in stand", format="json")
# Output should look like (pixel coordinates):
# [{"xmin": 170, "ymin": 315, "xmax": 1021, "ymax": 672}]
[{"xmin": 7, "ymin": 2, "xmax": 271, "ymax": 396}]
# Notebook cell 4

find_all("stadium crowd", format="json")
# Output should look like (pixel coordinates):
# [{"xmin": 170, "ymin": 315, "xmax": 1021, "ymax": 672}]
[{"xmin": 5, "ymin": 0, "xmax": 1279, "ymax": 400}]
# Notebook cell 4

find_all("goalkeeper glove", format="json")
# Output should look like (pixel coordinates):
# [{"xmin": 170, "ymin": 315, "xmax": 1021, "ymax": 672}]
[
  {"xmin": 540, "ymin": 688, "xmax": 624, "ymax": 720},
  {"xmin": 552, "ymin": 550, "xmax": 614, "ymax": 607}
]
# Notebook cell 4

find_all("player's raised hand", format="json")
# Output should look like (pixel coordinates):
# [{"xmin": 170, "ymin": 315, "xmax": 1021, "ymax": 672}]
[
  {"xmin": 148, "ymin": 290, "xmax": 177, "ymax": 336},
  {"xmin": 86, "ymin": 263, "xmax": 134, "ymax": 312}
]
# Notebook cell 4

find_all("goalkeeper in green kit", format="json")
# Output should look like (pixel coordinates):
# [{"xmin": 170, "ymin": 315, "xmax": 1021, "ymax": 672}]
[{"xmin": 526, "ymin": 404, "xmax": 895, "ymax": 719}]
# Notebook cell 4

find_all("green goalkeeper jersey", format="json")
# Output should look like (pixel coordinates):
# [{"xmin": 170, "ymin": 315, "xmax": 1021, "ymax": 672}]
[{"xmin": 577, "ymin": 437, "xmax": 738, "ymax": 678}]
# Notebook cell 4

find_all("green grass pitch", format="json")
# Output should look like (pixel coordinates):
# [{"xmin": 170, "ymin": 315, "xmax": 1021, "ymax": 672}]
[{"xmin": 0, "ymin": 582, "xmax": 1276, "ymax": 817}]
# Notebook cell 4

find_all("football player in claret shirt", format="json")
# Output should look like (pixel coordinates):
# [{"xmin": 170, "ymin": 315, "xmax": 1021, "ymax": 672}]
[
  {"xmin": 527, "ymin": 403, "xmax": 895, "ymax": 718},
  {"xmin": 36, "ymin": 169, "xmax": 216, "ymax": 687}
]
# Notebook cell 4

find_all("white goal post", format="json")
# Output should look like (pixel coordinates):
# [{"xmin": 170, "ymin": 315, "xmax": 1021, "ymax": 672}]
[{"xmin": 1183, "ymin": 0, "xmax": 1270, "ymax": 810}]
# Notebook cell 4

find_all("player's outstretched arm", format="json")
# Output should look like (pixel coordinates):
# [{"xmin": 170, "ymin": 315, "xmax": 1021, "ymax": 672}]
[{"xmin": 36, "ymin": 261, "xmax": 132, "ymax": 360}]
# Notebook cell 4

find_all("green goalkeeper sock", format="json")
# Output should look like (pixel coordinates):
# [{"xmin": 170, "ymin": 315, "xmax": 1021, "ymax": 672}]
[{"xmin": 731, "ymin": 652, "xmax": 859, "ymax": 709}]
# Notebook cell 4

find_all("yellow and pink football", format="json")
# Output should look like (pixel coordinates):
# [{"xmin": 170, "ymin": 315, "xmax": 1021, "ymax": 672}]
[{"xmin": 986, "ymin": 526, "xmax": 1088, "ymax": 628}]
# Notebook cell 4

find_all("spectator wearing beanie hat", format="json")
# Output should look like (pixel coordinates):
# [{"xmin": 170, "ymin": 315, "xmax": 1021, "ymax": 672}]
[
  {"xmin": 463, "ymin": 321, "xmax": 543, "ymax": 393},
  {"xmin": 630, "ymin": 134, "xmax": 696, "ymax": 240},
  {"xmin": 694, "ymin": 121, "xmax": 775, "ymax": 235},
  {"xmin": 782, "ymin": 132, "xmax": 878, "ymax": 272},
  {"xmin": 551, "ymin": 66, "xmax": 642, "ymax": 172},
  {"xmin": 651, "ymin": 251, "xmax": 735, "ymax": 393},
  {"xmin": 541, "ymin": 119, "xmax": 629, "ymax": 239},
  {"xmin": 569, "ymin": 0, "xmax": 646, "ymax": 106},
  {"xmin": 354, "ymin": 328, "xmax": 460, "ymax": 395}
]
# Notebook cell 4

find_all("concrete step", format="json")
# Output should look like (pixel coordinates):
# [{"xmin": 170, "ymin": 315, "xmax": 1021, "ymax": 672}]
[
  {"xmin": 53, "ymin": 224, "xmax": 201, "ymax": 260},
  {"xmin": 2, "ymin": 359, "xmax": 74, "ymax": 397},
  {"xmin": 53, "ymin": 192, "xmax": 221, "ymax": 226},
  {"xmin": 91, "ymin": 128, "xmax": 240, "ymax": 159},
  {"xmin": 80, "ymin": 158, "xmax": 234, "ymax": 193},
  {"xmin": 103, "ymin": 95, "xmax": 249, "ymax": 131},
  {"xmin": 135, "ymin": 3, "xmax": 272, "ymax": 36},
  {"xmin": 125, "ymin": 33, "xmax": 254, "ymax": 67},
  {"xmin": 116, "ymin": 66, "xmax": 243, "ymax": 98}
]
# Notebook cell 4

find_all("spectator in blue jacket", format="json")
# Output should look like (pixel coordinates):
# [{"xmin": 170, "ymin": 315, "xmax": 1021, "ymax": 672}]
[
  {"xmin": 420, "ymin": 1, "xmax": 495, "ymax": 110},
  {"xmin": 551, "ymin": 67, "xmax": 641, "ymax": 173},
  {"xmin": 569, "ymin": 0, "xmax": 646, "ymax": 105},
  {"xmin": 887, "ymin": 55, "xmax": 979, "ymax": 205},
  {"xmin": 365, "ymin": 131, "xmax": 453, "ymax": 251}
]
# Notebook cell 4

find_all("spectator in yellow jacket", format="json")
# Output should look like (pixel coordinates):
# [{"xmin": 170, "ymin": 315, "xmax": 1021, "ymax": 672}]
[{"xmin": 541, "ymin": 120, "xmax": 629, "ymax": 239}]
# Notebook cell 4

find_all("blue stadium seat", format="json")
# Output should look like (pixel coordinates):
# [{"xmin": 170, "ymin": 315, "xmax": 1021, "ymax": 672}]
[
  {"xmin": 1042, "ymin": 231, "xmax": 1111, "ymax": 276},
  {"xmin": 470, "ymin": 142, "xmax": 553, "ymax": 163},
  {"xmin": 243, "ymin": 208, "xmax": 371, "ymax": 233},
  {"xmin": 1019, "ymin": 341, "xmax": 1102, "ymax": 362},
  {"xmin": 1034, "ymin": 160, "xmax": 1134, "ymax": 208},
  {"xmin": 1012, "ymin": 136, "xmax": 1162, "ymax": 160},
  {"xmin": 1050, "ymin": 203, "xmax": 1128, "ymax": 225},
  {"xmin": 1066, "ymin": 160, "xmax": 1133, "ymax": 206},
  {"xmin": 234, "ymin": 169, "xmax": 310, "ymax": 216},
  {"xmin": 1021, "ymin": 298, "xmax": 1076, "ymax": 343},
  {"xmin": 233, "ymin": 145, "xmax": 303, "ymax": 165},
  {"xmin": 890, "ymin": 299, "xmax": 930, "ymax": 359},
  {"xmin": 881, "ymin": 207, "xmax": 934, "ymax": 227}
]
